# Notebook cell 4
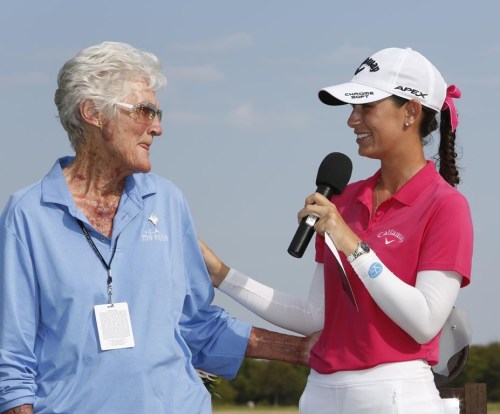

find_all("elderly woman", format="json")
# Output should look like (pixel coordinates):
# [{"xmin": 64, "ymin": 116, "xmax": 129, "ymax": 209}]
[{"xmin": 0, "ymin": 42, "xmax": 311, "ymax": 414}]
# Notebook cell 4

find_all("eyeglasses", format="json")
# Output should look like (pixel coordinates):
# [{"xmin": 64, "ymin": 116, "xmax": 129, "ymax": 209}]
[{"xmin": 116, "ymin": 102, "xmax": 163, "ymax": 123}]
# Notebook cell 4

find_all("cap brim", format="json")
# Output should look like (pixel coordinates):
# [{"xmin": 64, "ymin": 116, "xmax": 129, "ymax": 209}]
[{"xmin": 319, "ymin": 81, "xmax": 392, "ymax": 106}]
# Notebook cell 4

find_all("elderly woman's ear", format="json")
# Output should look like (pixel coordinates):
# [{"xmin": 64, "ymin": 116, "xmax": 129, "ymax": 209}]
[{"xmin": 79, "ymin": 99, "xmax": 103, "ymax": 128}]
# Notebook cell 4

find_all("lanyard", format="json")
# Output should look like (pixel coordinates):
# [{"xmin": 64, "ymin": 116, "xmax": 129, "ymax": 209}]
[{"xmin": 76, "ymin": 219, "xmax": 120, "ymax": 305}]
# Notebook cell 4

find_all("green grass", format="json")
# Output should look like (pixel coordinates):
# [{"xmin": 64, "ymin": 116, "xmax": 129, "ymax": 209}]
[
  {"xmin": 213, "ymin": 407, "xmax": 298, "ymax": 413},
  {"xmin": 214, "ymin": 403, "xmax": 500, "ymax": 413},
  {"xmin": 489, "ymin": 402, "xmax": 500, "ymax": 414}
]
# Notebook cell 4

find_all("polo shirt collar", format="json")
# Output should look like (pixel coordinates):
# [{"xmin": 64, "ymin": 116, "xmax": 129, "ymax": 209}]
[
  {"xmin": 391, "ymin": 161, "xmax": 439, "ymax": 207},
  {"xmin": 41, "ymin": 156, "xmax": 157, "ymax": 216},
  {"xmin": 357, "ymin": 160, "xmax": 439, "ymax": 210},
  {"xmin": 357, "ymin": 171, "xmax": 380, "ymax": 210}
]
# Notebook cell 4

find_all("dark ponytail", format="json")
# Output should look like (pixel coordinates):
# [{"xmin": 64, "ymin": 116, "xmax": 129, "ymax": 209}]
[
  {"xmin": 391, "ymin": 96, "xmax": 460, "ymax": 187},
  {"xmin": 436, "ymin": 107, "xmax": 460, "ymax": 187}
]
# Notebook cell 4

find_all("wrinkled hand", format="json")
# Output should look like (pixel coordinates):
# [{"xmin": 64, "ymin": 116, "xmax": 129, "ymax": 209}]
[
  {"xmin": 301, "ymin": 330, "xmax": 322, "ymax": 366},
  {"xmin": 298, "ymin": 193, "xmax": 359, "ymax": 256},
  {"xmin": 198, "ymin": 238, "xmax": 230, "ymax": 287},
  {"xmin": 246, "ymin": 327, "xmax": 321, "ymax": 367}
]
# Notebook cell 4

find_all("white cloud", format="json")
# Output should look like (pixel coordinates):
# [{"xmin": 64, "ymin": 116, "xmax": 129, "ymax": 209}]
[
  {"xmin": 226, "ymin": 104, "xmax": 255, "ymax": 128},
  {"xmin": 226, "ymin": 104, "xmax": 312, "ymax": 130},
  {"xmin": 317, "ymin": 43, "xmax": 371, "ymax": 65},
  {"xmin": 167, "ymin": 111, "xmax": 209, "ymax": 124},
  {"xmin": 486, "ymin": 45, "xmax": 500, "ymax": 55},
  {"xmin": 166, "ymin": 64, "xmax": 225, "ymax": 82},
  {"xmin": 168, "ymin": 33, "xmax": 254, "ymax": 54}
]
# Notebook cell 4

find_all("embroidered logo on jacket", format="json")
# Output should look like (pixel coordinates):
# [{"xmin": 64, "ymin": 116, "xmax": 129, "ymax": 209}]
[
  {"xmin": 377, "ymin": 229, "xmax": 404, "ymax": 245},
  {"xmin": 141, "ymin": 228, "xmax": 168, "ymax": 242}
]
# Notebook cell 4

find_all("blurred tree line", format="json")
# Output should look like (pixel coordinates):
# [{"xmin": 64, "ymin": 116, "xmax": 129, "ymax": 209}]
[
  {"xmin": 210, "ymin": 342, "xmax": 500, "ymax": 407},
  {"xmin": 211, "ymin": 359, "xmax": 308, "ymax": 407},
  {"xmin": 445, "ymin": 342, "xmax": 500, "ymax": 401}
]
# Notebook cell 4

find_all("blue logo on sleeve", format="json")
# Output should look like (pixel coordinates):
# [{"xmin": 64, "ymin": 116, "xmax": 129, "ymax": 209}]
[{"xmin": 368, "ymin": 262, "xmax": 383, "ymax": 278}]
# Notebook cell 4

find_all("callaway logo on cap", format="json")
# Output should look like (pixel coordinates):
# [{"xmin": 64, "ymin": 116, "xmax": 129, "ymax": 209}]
[{"xmin": 318, "ymin": 47, "xmax": 447, "ymax": 112}]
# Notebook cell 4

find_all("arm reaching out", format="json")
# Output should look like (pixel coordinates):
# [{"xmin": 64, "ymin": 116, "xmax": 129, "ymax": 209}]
[
  {"xmin": 199, "ymin": 238, "xmax": 463, "ymax": 344},
  {"xmin": 246, "ymin": 327, "xmax": 321, "ymax": 366},
  {"xmin": 198, "ymin": 238, "xmax": 324, "ymax": 335},
  {"xmin": 198, "ymin": 239, "xmax": 321, "ymax": 365},
  {"xmin": 198, "ymin": 238, "xmax": 230, "ymax": 287},
  {"xmin": 220, "ymin": 267, "xmax": 324, "ymax": 336}
]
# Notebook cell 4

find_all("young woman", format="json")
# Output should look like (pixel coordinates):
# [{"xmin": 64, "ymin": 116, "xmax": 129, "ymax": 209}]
[{"xmin": 201, "ymin": 47, "xmax": 473, "ymax": 413}]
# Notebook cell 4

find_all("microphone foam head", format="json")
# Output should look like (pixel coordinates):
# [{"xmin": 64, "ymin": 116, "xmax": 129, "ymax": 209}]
[{"xmin": 316, "ymin": 152, "xmax": 353, "ymax": 194}]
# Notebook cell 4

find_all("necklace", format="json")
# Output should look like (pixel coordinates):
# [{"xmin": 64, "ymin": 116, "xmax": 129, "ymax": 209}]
[{"xmin": 373, "ymin": 179, "xmax": 381, "ymax": 216}]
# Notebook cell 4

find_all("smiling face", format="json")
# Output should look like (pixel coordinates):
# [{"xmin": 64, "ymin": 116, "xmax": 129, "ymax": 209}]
[
  {"xmin": 346, "ymin": 97, "xmax": 412, "ymax": 160},
  {"xmin": 101, "ymin": 80, "xmax": 163, "ymax": 175}
]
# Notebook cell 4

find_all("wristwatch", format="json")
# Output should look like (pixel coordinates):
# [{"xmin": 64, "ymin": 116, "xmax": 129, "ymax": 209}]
[{"xmin": 347, "ymin": 241, "xmax": 371, "ymax": 263}]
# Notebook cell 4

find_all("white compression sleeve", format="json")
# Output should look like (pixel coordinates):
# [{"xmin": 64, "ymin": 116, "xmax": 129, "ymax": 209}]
[
  {"xmin": 350, "ymin": 250, "xmax": 463, "ymax": 344},
  {"xmin": 218, "ymin": 265, "xmax": 325, "ymax": 335}
]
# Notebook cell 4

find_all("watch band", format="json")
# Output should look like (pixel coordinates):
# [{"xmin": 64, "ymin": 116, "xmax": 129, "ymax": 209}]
[{"xmin": 347, "ymin": 241, "xmax": 370, "ymax": 263}]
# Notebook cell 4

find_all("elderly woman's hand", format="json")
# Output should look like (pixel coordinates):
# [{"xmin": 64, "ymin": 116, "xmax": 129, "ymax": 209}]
[{"xmin": 299, "ymin": 330, "xmax": 322, "ymax": 366}]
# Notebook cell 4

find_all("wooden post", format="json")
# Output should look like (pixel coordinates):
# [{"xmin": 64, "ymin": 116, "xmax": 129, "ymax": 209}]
[
  {"xmin": 464, "ymin": 383, "xmax": 487, "ymax": 414},
  {"xmin": 439, "ymin": 383, "xmax": 487, "ymax": 414}
]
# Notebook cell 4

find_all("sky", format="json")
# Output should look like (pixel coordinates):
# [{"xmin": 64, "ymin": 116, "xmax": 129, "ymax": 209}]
[{"xmin": 0, "ymin": 1, "xmax": 499, "ymax": 346}]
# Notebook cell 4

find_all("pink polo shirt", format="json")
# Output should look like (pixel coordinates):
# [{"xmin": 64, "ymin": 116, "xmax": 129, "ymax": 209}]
[{"xmin": 310, "ymin": 161, "xmax": 473, "ymax": 374}]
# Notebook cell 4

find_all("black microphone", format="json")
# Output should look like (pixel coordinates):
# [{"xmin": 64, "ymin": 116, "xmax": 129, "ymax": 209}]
[{"xmin": 287, "ymin": 152, "xmax": 352, "ymax": 258}]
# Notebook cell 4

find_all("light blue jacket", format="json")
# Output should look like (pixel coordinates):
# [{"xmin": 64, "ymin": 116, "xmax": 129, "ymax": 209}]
[{"xmin": 0, "ymin": 157, "xmax": 250, "ymax": 413}]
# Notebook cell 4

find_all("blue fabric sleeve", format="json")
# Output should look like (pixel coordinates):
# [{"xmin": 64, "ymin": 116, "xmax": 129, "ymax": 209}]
[
  {"xmin": 178, "ymin": 221, "xmax": 251, "ymax": 380},
  {"xmin": 0, "ymin": 220, "xmax": 38, "ymax": 412}
]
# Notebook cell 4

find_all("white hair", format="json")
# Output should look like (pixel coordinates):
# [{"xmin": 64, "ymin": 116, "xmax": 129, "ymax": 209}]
[{"xmin": 54, "ymin": 41, "xmax": 167, "ymax": 150}]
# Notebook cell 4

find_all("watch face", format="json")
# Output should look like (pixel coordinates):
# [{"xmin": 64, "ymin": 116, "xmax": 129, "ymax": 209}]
[
  {"xmin": 347, "ymin": 241, "xmax": 370, "ymax": 263},
  {"xmin": 360, "ymin": 242, "xmax": 370, "ymax": 253}
]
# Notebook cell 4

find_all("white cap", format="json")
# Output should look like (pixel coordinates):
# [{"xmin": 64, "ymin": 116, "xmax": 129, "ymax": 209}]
[{"xmin": 319, "ymin": 47, "xmax": 447, "ymax": 112}]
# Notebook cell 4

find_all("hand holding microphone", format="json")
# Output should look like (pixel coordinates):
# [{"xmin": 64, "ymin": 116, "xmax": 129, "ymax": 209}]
[
  {"xmin": 288, "ymin": 152, "xmax": 352, "ymax": 258},
  {"xmin": 298, "ymin": 192, "xmax": 358, "ymax": 253}
]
